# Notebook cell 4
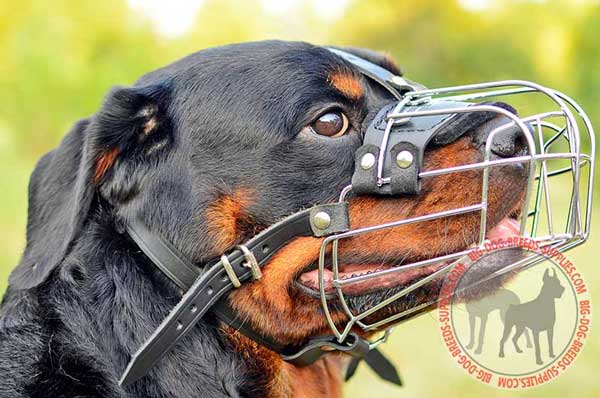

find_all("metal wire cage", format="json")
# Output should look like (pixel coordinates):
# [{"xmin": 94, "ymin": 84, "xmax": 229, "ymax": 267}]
[{"xmin": 317, "ymin": 80, "xmax": 595, "ymax": 343}]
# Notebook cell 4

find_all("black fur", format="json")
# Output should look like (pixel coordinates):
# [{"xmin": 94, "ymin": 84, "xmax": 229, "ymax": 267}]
[{"xmin": 0, "ymin": 41, "xmax": 400, "ymax": 398}]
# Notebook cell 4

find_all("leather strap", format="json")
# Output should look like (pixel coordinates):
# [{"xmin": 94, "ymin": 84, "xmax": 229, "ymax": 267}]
[
  {"xmin": 120, "ymin": 208, "xmax": 315, "ymax": 385},
  {"xmin": 212, "ymin": 299, "xmax": 400, "ymax": 386},
  {"xmin": 328, "ymin": 48, "xmax": 422, "ymax": 99},
  {"xmin": 127, "ymin": 218, "xmax": 199, "ymax": 290},
  {"xmin": 120, "ymin": 204, "xmax": 401, "ymax": 387},
  {"xmin": 353, "ymin": 101, "xmax": 477, "ymax": 195},
  {"xmin": 345, "ymin": 346, "xmax": 402, "ymax": 386}
]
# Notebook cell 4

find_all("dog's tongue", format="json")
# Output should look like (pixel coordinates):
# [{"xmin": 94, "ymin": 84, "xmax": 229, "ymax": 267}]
[{"xmin": 487, "ymin": 217, "xmax": 521, "ymax": 240}]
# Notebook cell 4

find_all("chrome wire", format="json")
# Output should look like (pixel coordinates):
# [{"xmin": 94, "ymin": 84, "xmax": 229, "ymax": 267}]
[{"xmin": 317, "ymin": 80, "xmax": 594, "ymax": 342}]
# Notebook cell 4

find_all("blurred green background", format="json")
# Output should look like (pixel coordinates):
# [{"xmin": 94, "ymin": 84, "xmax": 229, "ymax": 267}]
[{"xmin": 1, "ymin": 0, "xmax": 598, "ymax": 396}]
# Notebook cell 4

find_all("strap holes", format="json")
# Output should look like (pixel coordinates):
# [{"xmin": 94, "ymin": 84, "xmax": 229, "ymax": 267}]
[
  {"xmin": 207, "ymin": 286, "xmax": 213, "ymax": 295},
  {"xmin": 176, "ymin": 321, "xmax": 183, "ymax": 331},
  {"xmin": 261, "ymin": 244, "xmax": 270, "ymax": 254},
  {"xmin": 190, "ymin": 305, "xmax": 198, "ymax": 313},
  {"xmin": 222, "ymin": 275, "xmax": 229, "ymax": 282}
]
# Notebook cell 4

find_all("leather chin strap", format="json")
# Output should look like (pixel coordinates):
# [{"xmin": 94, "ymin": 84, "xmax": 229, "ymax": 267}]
[{"xmin": 120, "ymin": 205, "xmax": 401, "ymax": 387}]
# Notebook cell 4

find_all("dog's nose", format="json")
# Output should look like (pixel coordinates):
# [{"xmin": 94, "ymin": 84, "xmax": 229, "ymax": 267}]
[
  {"xmin": 474, "ymin": 116, "xmax": 529, "ymax": 158},
  {"xmin": 489, "ymin": 124, "xmax": 527, "ymax": 157}
]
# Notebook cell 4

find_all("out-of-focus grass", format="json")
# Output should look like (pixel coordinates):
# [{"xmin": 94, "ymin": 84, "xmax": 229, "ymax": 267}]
[{"xmin": 0, "ymin": 144, "xmax": 32, "ymax": 295}]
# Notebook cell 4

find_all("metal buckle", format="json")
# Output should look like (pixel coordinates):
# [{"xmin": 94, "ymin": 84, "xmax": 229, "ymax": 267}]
[
  {"xmin": 237, "ymin": 244, "xmax": 262, "ymax": 280},
  {"xmin": 220, "ymin": 254, "xmax": 241, "ymax": 288}
]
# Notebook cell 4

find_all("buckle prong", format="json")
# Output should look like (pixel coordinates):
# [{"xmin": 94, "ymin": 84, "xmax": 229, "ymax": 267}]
[{"xmin": 237, "ymin": 245, "xmax": 262, "ymax": 280}]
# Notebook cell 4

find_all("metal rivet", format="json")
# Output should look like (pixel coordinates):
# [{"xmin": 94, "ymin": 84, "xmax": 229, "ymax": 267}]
[
  {"xmin": 396, "ymin": 150, "xmax": 414, "ymax": 168},
  {"xmin": 313, "ymin": 211, "xmax": 331, "ymax": 230},
  {"xmin": 360, "ymin": 153, "xmax": 376, "ymax": 170}
]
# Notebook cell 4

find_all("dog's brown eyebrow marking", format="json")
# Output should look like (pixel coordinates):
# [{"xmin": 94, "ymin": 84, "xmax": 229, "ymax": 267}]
[
  {"xmin": 328, "ymin": 69, "xmax": 364, "ymax": 100},
  {"xmin": 93, "ymin": 147, "xmax": 119, "ymax": 183}
]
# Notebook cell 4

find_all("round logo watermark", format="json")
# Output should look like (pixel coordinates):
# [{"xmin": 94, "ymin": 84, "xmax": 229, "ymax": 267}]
[{"xmin": 438, "ymin": 238, "xmax": 591, "ymax": 389}]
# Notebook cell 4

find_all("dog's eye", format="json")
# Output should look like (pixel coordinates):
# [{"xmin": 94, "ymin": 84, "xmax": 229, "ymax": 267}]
[{"xmin": 310, "ymin": 111, "xmax": 349, "ymax": 138}]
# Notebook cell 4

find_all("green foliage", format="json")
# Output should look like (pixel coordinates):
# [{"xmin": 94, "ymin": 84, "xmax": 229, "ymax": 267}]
[{"xmin": 0, "ymin": 1, "xmax": 598, "ymax": 396}]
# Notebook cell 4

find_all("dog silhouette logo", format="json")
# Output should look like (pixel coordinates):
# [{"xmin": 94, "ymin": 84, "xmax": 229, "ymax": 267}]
[
  {"xmin": 438, "ymin": 242, "xmax": 591, "ymax": 389},
  {"xmin": 465, "ymin": 288, "xmax": 532, "ymax": 355},
  {"xmin": 498, "ymin": 268, "xmax": 564, "ymax": 365}
]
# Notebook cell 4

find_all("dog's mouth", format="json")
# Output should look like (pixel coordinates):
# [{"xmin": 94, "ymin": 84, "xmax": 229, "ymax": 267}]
[{"xmin": 295, "ymin": 216, "xmax": 521, "ymax": 298}]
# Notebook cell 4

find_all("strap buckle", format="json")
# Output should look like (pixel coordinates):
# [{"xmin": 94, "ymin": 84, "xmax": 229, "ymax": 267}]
[
  {"xmin": 220, "ymin": 254, "xmax": 241, "ymax": 288},
  {"xmin": 237, "ymin": 244, "xmax": 262, "ymax": 280}
]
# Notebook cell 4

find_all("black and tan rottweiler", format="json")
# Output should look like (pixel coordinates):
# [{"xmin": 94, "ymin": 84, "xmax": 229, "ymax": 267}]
[{"xmin": 0, "ymin": 41, "xmax": 527, "ymax": 398}]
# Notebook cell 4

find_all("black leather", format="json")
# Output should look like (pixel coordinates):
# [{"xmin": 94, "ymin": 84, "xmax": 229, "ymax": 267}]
[
  {"xmin": 213, "ymin": 299, "xmax": 401, "ymax": 387},
  {"xmin": 121, "ymin": 203, "xmax": 402, "ymax": 387},
  {"xmin": 328, "ymin": 48, "xmax": 422, "ymax": 99},
  {"xmin": 127, "ymin": 219, "xmax": 199, "ymax": 290},
  {"xmin": 345, "ymin": 346, "xmax": 402, "ymax": 386},
  {"xmin": 120, "ymin": 208, "xmax": 314, "ymax": 386},
  {"xmin": 354, "ymin": 101, "xmax": 474, "ymax": 195}
]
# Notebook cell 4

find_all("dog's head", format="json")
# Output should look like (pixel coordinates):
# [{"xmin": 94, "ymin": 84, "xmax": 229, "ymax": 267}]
[
  {"xmin": 542, "ymin": 268, "xmax": 564, "ymax": 299},
  {"xmin": 10, "ymin": 41, "xmax": 528, "ymax": 345}
]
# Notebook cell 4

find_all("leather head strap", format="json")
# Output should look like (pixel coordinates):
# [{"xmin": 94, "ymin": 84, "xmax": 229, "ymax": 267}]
[
  {"xmin": 119, "ymin": 204, "xmax": 381, "ymax": 385},
  {"xmin": 120, "ymin": 207, "xmax": 400, "ymax": 387}
]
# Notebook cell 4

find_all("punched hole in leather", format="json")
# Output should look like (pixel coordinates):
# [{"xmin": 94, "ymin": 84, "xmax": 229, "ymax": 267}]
[{"xmin": 119, "ymin": 203, "xmax": 404, "ymax": 387}]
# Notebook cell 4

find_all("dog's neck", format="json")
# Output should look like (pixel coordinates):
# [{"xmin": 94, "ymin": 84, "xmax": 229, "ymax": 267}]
[
  {"xmin": 222, "ymin": 325, "xmax": 347, "ymax": 398},
  {"xmin": 60, "ymin": 218, "xmax": 345, "ymax": 398}
]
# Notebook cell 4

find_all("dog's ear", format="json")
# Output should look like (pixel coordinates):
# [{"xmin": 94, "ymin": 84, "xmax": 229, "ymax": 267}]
[
  {"xmin": 543, "ymin": 268, "xmax": 551, "ymax": 282},
  {"xmin": 9, "ymin": 83, "xmax": 171, "ymax": 289}
]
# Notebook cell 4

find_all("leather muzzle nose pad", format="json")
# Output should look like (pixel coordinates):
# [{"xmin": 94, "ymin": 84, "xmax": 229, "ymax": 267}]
[{"xmin": 352, "ymin": 101, "xmax": 475, "ymax": 196}]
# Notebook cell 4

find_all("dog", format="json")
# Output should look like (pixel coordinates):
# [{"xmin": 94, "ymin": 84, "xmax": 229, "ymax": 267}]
[
  {"xmin": 464, "ymin": 288, "xmax": 532, "ymax": 354},
  {"xmin": 499, "ymin": 268, "xmax": 564, "ymax": 365},
  {"xmin": 0, "ymin": 41, "xmax": 528, "ymax": 398}
]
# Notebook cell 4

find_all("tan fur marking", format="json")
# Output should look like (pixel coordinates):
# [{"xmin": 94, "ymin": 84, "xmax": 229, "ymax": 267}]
[
  {"xmin": 93, "ymin": 147, "xmax": 119, "ymax": 183},
  {"xmin": 328, "ymin": 70, "xmax": 364, "ymax": 100},
  {"xmin": 222, "ymin": 325, "xmax": 346, "ymax": 398},
  {"xmin": 205, "ymin": 188, "xmax": 253, "ymax": 253}
]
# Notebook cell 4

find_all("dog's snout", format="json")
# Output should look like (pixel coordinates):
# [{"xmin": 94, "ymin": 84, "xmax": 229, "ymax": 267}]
[
  {"xmin": 489, "ymin": 124, "xmax": 527, "ymax": 158},
  {"xmin": 474, "ymin": 116, "xmax": 529, "ymax": 158}
]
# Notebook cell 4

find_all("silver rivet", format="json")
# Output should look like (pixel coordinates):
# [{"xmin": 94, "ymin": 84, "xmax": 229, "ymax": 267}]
[
  {"xmin": 313, "ymin": 211, "xmax": 331, "ymax": 230},
  {"xmin": 396, "ymin": 150, "xmax": 414, "ymax": 168},
  {"xmin": 360, "ymin": 153, "xmax": 376, "ymax": 170}
]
